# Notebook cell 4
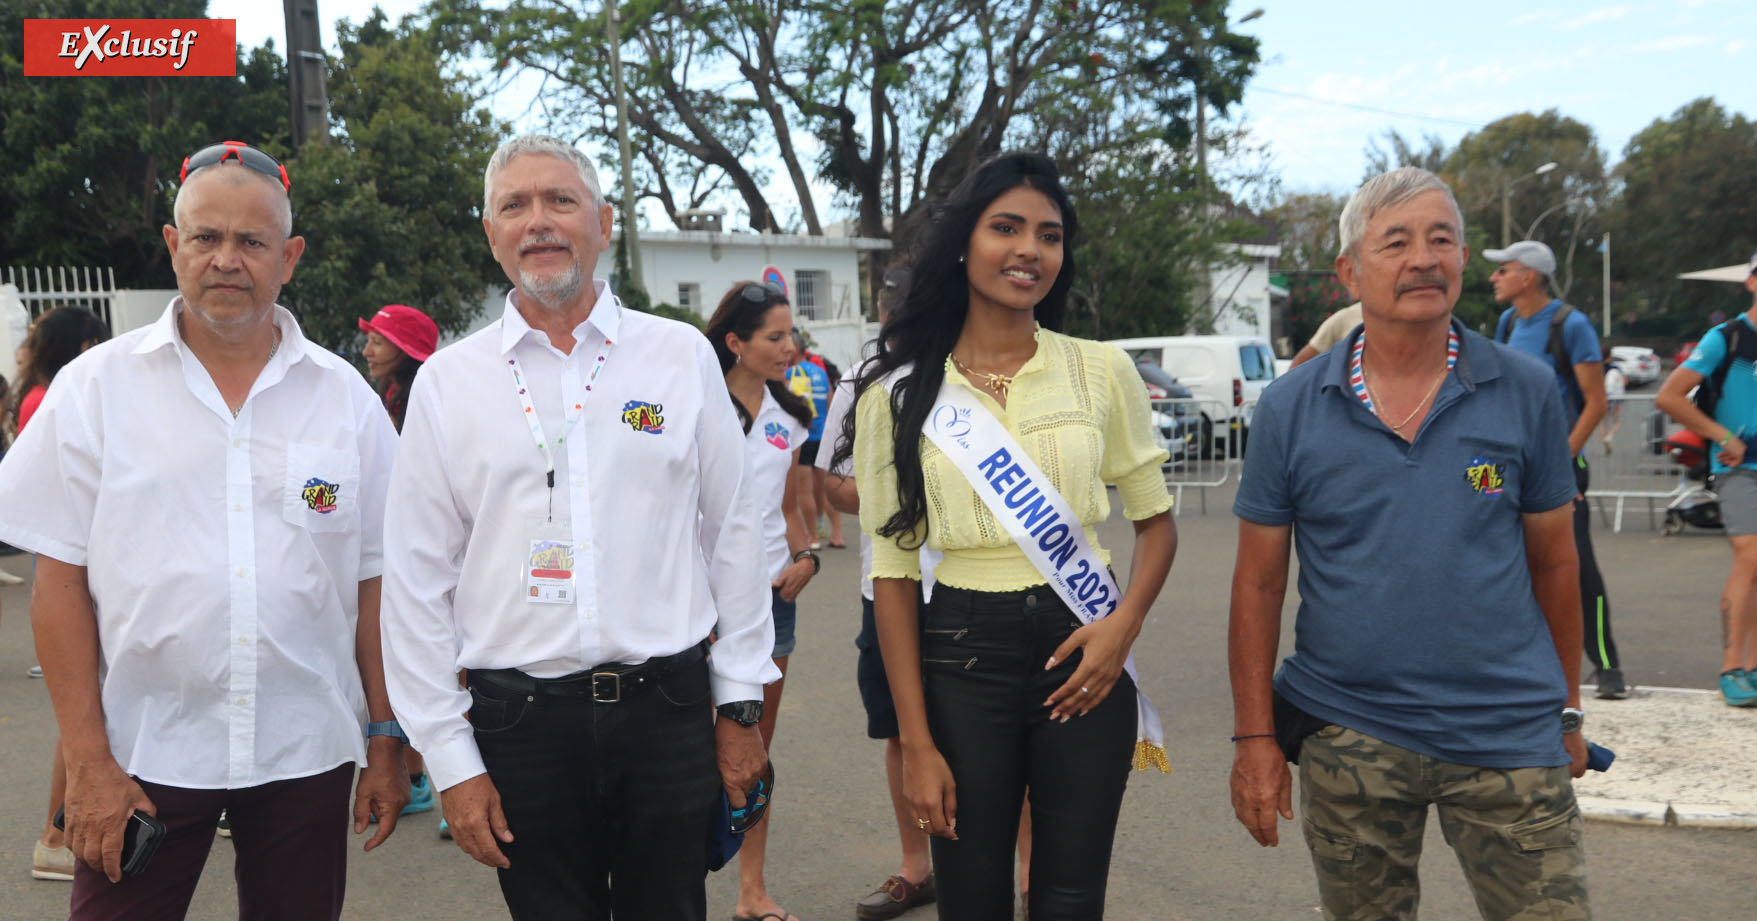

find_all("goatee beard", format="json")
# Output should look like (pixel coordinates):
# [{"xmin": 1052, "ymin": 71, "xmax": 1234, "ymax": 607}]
[{"xmin": 519, "ymin": 261, "xmax": 583, "ymax": 310}]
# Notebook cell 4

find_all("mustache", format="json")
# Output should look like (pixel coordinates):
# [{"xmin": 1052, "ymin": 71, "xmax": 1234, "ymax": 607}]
[
  {"xmin": 1395, "ymin": 273, "xmax": 1449, "ymax": 295},
  {"xmin": 519, "ymin": 233, "xmax": 573, "ymax": 254}
]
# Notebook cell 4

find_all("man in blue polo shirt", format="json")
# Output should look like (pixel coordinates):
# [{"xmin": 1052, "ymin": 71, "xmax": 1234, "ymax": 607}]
[
  {"xmin": 1655, "ymin": 250, "xmax": 1757, "ymax": 707},
  {"xmin": 1228, "ymin": 167, "xmax": 1590, "ymax": 921},
  {"xmin": 1488, "ymin": 239, "xmax": 1625, "ymax": 700}
]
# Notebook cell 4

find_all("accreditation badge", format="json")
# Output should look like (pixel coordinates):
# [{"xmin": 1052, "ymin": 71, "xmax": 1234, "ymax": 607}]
[{"xmin": 525, "ymin": 520, "xmax": 577, "ymax": 605}]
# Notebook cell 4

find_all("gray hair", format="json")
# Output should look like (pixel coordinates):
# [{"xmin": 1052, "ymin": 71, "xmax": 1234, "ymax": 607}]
[
  {"xmin": 482, "ymin": 135, "xmax": 604, "ymax": 218},
  {"xmin": 174, "ymin": 163, "xmax": 294, "ymax": 238},
  {"xmin": 1338, "ymin": 167, "xmax": 1464, "ymax": 258}
]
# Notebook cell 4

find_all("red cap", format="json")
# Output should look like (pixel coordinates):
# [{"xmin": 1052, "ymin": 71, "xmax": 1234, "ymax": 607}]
[{"xmin": 358, "ymin": 305, "xmax": 438, "ymax": 362}]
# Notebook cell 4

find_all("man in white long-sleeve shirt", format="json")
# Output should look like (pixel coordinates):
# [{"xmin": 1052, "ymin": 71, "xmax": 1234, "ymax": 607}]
[{"xmin": 379, "ymin": 134, "xmax": 778, "ymax": 920}]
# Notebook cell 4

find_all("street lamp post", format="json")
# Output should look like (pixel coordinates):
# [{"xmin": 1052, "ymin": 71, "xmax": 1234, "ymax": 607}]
[
  {"xmin": 1501, "ymin": 161, "xmax": 1558, "ymax": 246},
  {"xmin": 607, "ymin": 1, "xmax": 643, "ymax": 297}
]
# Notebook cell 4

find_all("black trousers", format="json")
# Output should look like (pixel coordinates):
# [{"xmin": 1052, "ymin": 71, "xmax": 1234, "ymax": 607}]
[
  {"xmin": 1575, "ymin": 458, "xmax": 1619, "ymax": 670},
  {"xmin": 469, "ymin": 658, "xmax": 720, "ymax": 921},
  {"xmin": 920, "ymin": 584, "xmax": 1136, "ymax": 921}
]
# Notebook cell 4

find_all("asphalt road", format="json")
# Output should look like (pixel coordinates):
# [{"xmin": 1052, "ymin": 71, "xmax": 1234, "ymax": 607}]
[{"xmin": 1, "ymin": 465, "xmax": 1753, "ymax": 920}]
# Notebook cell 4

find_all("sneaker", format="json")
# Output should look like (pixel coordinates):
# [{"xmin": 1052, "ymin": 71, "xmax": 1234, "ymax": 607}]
[
  {"xmin": 26, "ymin": 665, "xmax": 43, "ymax": 679},
  {"xmin": 400, "ymin": 775, "xmax": 434, "ymax": 816},
  {"xmin": 856, "ymin": 872, "xmax": 936, "ymax": 921},
  {"xmin": 1720, "ymin": 669, "xmax": 1757, "ymax": 707},
  {"xmin": 217, "ymin": 810, "xmax": 232, "ymax": 838},
  {"xmin": 1595, "ymin": 667, "xmax": 1630, "ymax": 700},
  {"xmin": 438, "ymin": 818, "xmax": 451, "ymax": 840},
  {"xmin": 0, "ymin": 567, "xmax": 24, "ymax": 586},
  {"xmin": 31, "ymin": 840, "xmax": 75, "ymax": 881}
]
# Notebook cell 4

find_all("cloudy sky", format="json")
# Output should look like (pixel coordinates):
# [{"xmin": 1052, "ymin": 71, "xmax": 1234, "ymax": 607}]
[{"xmin": 212, "ymin": 0, "xmax": 1755, "ymax": 207}]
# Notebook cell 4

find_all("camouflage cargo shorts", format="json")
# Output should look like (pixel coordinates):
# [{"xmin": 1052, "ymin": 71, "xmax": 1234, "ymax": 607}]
[{"xmin": 1299, "ymin": 724, "xmax": 1589, "ymax": 921}]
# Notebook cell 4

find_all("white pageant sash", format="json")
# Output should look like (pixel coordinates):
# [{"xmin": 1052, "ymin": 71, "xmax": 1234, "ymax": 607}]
[{"xmin": 881, "ymin": 369, "xmax": 1168, "ymax": 773}]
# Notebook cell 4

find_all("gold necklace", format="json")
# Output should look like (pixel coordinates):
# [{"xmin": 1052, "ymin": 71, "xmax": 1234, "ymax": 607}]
[
  {"xmin": 951, "ymin": 354, "xmax": 1015, "ymax": 400},
  {"xmin": 1363, "ymin": 361, "xmax": 1447, "ymax": 435}
]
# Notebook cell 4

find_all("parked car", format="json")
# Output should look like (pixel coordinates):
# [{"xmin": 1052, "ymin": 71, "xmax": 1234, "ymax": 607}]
[
  {"xmin": 1674, "ymin": 341, "xmax": 1697, "ymax": 369},
  {"xmin": 1133, "ymin": 357, "xmax": 1200, "ymax": 465},
  {"xmin": 1608, "ymin": 346, "xmax": 1660, "ymax": 385},
  {"xmin": 1106, "ymin": 335, "xmax": 1278, "ymax": 458}
]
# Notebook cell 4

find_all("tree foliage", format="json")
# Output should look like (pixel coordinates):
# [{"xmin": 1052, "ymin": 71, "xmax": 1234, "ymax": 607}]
[
  {"xmin": 425, "ymin": 0, "xmax": 1257, "ymax": 244},
  {"xmin": 0, "ymin": 0, "xmax": 289, "ymax": 288},
  {"xmin": 280, "ymin": 9, "xmax": 505, "ymax": 347},
  {"xmin": 1608, "ymin": 97, "xmax": 1757, "ymax": 335}
]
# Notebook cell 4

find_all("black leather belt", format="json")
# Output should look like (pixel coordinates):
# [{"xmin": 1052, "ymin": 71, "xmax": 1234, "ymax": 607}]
[{"xmin": 470, "ymin": 639, "xmax": 708, "ymax": 704}]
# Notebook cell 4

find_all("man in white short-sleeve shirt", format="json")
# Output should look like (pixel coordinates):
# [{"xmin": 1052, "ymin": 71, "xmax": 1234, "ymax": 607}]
[
  {"xmin": 378, "ymin": 134, "xmax": 777, "ymax": 920},
  {"xmin": 0, "ymin": 142, "xmax": 407, "ymax": 921}
]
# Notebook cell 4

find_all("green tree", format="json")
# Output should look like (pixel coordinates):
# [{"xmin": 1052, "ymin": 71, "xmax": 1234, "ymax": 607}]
[
  {"xmin": 0, "ymin": 0, "xmax": 289, "ymax": 288},
  {"xmin": 278, "ymin": 10, "xmax": 504, "ymax": 348},
  {"xmin": 1608, "ymin": 97, "xmax": 1757, "ymax": 336},
  {"xmin": 1265, "ymin": 191, "xmax": 1347, "ymax": 271}
]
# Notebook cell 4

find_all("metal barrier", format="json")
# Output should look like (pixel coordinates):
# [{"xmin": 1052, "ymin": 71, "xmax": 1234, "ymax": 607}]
[
  {"xmin": 1148, "ymin": 397, "xmax": 1251, "ymax": 515},
  {"xmin": 1584, "ymin": 393, "xmax": 1689, "ymax": 532}
]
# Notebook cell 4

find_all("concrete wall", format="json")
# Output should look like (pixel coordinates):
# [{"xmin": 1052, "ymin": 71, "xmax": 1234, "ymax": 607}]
[{"xmin": 112, "ymin": 290, "xmax": 179, "ymax": 335}]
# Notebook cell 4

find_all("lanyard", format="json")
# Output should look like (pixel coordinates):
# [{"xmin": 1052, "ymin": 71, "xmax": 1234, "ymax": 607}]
[{"xmin": 508, "ymin": 338, "xmax": 613, "ymax": 495}]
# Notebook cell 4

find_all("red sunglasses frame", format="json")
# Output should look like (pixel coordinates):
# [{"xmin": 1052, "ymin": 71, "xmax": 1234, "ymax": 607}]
[{"xmin": 179, "ymin": 141, "xmax": 290, "ymax": 192}]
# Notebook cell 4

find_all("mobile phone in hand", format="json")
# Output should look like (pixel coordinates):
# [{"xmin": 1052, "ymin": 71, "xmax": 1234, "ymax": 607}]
[{"xmin": 52, "ymin": 806, "xmax": 167, "ymax": 878}]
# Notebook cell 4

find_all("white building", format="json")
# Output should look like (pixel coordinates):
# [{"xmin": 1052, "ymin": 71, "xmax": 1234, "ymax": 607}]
[
  {"xmin": 1201, "ymin": 242, "xmax": 1284, "ymax": 343},
  {"xmin": 625, "ymin": 226, "xmax": 890, "ymax": 370}
]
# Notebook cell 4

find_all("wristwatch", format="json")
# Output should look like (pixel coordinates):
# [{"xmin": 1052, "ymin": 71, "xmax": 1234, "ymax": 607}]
[
  {"xmin": 1560, "ymin": 708, "xmax": 1585, "ymax": 734},
  {"xmin": 366, "ymin": 720, "xmax": 409, "ymax": 744},
  {"xmin": 716, "ymin": 701, "xmax": 764, "ymax": 727}
]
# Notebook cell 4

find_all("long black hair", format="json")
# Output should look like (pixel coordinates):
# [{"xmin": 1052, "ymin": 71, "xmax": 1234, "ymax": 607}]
[
  {"xmin": 382, "ymin": 356, "xmax": 421, "ymax": 432},
  {"xmin": 830, "ymin": 151, "xmax": 1078, "ymax": 546},
  {"xmin": 704, "ymin": 281, "xmax": 815, "ymax": 434},
  {"xmin": 10, "ymin": 305, "xmax": 109, "ymax": 430}
]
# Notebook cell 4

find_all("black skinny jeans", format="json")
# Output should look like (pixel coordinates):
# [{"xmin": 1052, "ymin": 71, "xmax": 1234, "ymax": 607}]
[
  {"xmin": 468, "ymin": 658, "xmax": 720, "ymax": 921},
  {"xmin": 1574, "ymin": 458, "xmax": 1618, "ymax": 670},
  {"xmin": 921, "ymin": 583, "xmax": 1136, "ymax": 921}
]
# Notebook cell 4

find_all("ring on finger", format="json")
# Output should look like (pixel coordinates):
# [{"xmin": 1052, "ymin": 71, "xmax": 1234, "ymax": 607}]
[
  {"xmin": 916, "ymin": 817, "xmax": 930, "ymax": 829},
  {"xmin": 1080, "ymin": 686, "xmax": 1090, "ymax": 694}
]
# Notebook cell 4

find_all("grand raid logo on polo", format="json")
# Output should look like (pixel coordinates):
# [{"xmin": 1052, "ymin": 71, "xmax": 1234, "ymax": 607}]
[
  {"xmin": 620, "ymin": 400, "xmax": 665, "ymax": 434},
  {"xmin": 1464, "ymin": 457, "xmax": 1506, "ymax": 496},
  {"xmin": 301, "ymin": 477, "xmax": 340, "ymax": 514},
  {"xmin": 764, "ymin": 421, "xmax": 790, "ymax": 450}
]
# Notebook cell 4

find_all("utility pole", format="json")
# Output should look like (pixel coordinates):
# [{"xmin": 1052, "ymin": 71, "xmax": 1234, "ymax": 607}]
[
  {"xmin": 607, "ymin": 2, "xmax": 643, "ymax": 296},
  {"xmin": 283, "ymin": 0, "xmax": 329, "ymax": 148},
  {"xmin": 1601, "ymin": 233, "xmax": 1611, "ymax": 337}
]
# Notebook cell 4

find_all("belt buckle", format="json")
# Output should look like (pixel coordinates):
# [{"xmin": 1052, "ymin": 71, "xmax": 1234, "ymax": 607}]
[{"xmin": 591, "ymin": 672, "xmax": 622, "ymax": 703}]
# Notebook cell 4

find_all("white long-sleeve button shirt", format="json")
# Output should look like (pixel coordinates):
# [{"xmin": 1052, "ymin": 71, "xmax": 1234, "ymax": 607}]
[
  {"xmin": 0, "ymin": 300, "xmax": 396, "ymax": 789},
  {"xmin": 380, "ymin": 284, "xmax": 779, "ymax": 791}
]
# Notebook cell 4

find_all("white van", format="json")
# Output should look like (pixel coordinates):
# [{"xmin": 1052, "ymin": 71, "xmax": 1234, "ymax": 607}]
[{"xmin": 1105, "ymin": 335, "xmax": 1278, "ymax": 458}]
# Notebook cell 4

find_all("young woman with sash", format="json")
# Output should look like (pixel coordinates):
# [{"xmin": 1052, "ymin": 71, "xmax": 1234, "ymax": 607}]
[
  {"xmin": 706, "ymin": 281, "xmax": 818, "ymax": 921},
  {"xmin": 835, "ymin": 152, "xmax": 1177, "ymax": 920}
]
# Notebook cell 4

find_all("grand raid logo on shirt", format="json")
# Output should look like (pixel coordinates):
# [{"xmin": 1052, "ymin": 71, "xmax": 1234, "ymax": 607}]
[
  {"xmin": 301, "ymin": 478, "xmax": 340, "ymax": 514},
  {"xmin": 1464, "ymin": 457, "xmax": 1506, "ymax": 496},
  {"xmin": 620, "ymin": 400, "xmax": 665, "ymax": 434},
  {"xmin": 764, "ymin": 421, "xmax": 790, "ymax": 450}
]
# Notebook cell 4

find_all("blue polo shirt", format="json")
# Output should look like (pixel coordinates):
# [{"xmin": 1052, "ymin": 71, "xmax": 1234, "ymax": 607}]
[
  {"xmin": 1235, "ymin": 321, "xmax": 1578, "ymax": 768},
  {"xmin": 1682, "ymin": 313, "xmax": 1757, "ymax": 475},
  {"xmin": 1497, "ymin": 299, "xmax": 1601, "ymax": 435}
]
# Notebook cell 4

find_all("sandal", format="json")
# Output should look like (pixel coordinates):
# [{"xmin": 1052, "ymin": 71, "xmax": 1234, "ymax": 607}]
[{"xmin": 732, "ymin": 914, "xmax": 799, "ymax": 921}]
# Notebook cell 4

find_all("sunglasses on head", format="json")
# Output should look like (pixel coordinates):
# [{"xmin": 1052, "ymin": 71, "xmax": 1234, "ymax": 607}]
[
  {"xmin": 740, "ymin": 283, "xmax": 785, "ymax": 305},
  {"xmin": 180, "ymin": 141, "xmax": 290, "ymax": 192}
]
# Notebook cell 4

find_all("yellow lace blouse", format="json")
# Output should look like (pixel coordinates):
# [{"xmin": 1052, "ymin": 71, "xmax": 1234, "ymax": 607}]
[{"xmin": 854, "ymin": 328, "xmax": 1173, "ymax": 591}]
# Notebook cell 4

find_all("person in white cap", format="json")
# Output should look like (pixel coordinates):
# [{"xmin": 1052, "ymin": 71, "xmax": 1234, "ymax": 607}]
[
  {"xmin": 1487, "ymin": 239, "xmax": 1625, "ymax": 700},
  {"xmin": 1655, "ymin": 249, "xmax": 1757, "ymax": 707}
]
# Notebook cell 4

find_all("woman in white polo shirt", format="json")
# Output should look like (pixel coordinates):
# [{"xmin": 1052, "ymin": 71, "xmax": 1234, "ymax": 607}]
[{"xmin": 705, "ymin": 281, "xmax": 818, "ymax": 921}]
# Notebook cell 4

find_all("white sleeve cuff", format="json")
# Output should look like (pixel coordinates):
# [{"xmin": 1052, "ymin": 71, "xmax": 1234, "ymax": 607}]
[{"xmin": 423, "ymin": 736, "xmax": 489, "ymax": 793}]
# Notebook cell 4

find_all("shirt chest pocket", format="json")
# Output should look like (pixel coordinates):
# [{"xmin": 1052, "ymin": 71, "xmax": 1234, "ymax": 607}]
[{"xmin": 282, "ymin": 443, "xmax": 361, "ymax": 533}]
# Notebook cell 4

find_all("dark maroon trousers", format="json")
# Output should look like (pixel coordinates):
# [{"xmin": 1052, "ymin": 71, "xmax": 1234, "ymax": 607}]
[{"xmin": 68, "ymin": 763, "xmax": 353, "ymax": 921}]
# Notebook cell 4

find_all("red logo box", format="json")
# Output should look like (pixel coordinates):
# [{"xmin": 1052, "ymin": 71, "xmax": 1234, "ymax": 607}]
[{"xmin": 23, "ymin": 19, "xmax": 236, "ymax": 77}]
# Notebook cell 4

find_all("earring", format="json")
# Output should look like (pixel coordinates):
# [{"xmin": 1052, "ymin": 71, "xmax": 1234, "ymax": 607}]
[{"xmin": 958, "ymin": 254, "xmax": 965, "ymax": 263}]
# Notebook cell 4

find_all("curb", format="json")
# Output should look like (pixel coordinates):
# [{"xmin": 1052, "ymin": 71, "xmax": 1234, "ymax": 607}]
[{"xmin": 1572, "ymin": 684, "xmax": 1757, "ymax": 829}]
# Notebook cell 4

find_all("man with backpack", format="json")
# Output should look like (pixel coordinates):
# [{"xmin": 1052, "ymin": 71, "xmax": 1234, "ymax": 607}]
[
  {"xmin": 1489, "ymin": 240, "xmax": 1627, "ymax": 699},
  {"xmin": 1655, "ymin": 250, "xmax": 1757, "ymax": 707}
]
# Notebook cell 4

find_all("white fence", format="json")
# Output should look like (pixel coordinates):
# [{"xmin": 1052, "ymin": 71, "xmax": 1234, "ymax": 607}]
[
  {"xmin": 1150, "ymin": 397, "xmax": 1253, "ymax": 515},
  {"xmin": 1, "ymin": 266, "xmax": 117, "ymax": 332},
  {"xmin": 1584, "ymin": 393, "xmax": 1696, "ymax": 532}
]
